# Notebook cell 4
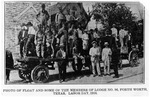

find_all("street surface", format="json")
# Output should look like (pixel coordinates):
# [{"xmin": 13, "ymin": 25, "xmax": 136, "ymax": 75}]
[{"xmin": 7, "ymin": 58, "xmax": 144, "ymax": 84}]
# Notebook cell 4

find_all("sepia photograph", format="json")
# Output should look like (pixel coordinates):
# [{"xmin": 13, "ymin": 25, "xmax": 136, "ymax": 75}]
[{"xmin": 4, "ymin": 1, "xmax": 144, "ymax": 85}]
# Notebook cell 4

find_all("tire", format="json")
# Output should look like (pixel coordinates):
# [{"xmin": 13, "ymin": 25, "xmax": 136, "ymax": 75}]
[
  {"xmin": 31, "ymin": 65, "xmax": 49, "ymax": 83},
  {"xmin": 18, "ymin": 70, "xmax": 31, "ymax": 80}
]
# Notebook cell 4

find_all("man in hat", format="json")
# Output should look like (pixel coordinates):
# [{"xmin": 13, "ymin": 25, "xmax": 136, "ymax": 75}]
[
  {"xmin": 56, "ymin": 44, "xmax": 67, "ymax": 82},
  {"xmin": 102, "ymin": 42, "xmax": 112, "ymax": 75},
  {"xmin": 18, "ymin": 23, "xmax": 28, "ymax": 58},
  {"xmin": 89, "ymin": 41, "xmax": 101, "ymax": 77},
  {"xmin": 36, "ymin": 3, "xmax": 49, "ymax": 31},
  {"xmin": 55, "ymin": 7, "xmax": 66, "ymax": 30},
  {"xmin": 25, "ymin": 22, "xmax": 36, "ymax": 56}
]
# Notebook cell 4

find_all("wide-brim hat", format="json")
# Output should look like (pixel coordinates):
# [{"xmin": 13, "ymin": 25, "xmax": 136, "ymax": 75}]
[
  {"xmin": 112, "ymin": 24, "xmax": 116, "ymax": 26},
  {"xmin": 92, "ymin": 41, "xmax": 97, "ymax": 44},
  {"xmin": 27, "ymin": 22, "xmax": 33, "ymax": 26},
  {"xmin": 104, "ymin": 42, "xmax": 109, "ymax": 46},
  {"xmin": 59, "ymin": 44, "xmax": 65, "ymax": 48}
]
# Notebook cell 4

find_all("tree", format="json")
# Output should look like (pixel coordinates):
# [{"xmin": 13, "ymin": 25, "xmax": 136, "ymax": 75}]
[{"xmin": 92, "ymin": 3, "xmax": 136, "ymax": 30}]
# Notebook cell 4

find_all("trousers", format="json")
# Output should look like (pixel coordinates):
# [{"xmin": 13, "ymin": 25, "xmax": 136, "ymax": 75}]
[
  {"xmin": 36, "ymin": 42, "xmax": 44, "ymax": 57},
  {"xmin": 91, "ymin": 59, "xmax": 101, "ymax": 75},
  {"xmin": 104, "ymin": 58, "xmax": 110, "ymax": 74}
]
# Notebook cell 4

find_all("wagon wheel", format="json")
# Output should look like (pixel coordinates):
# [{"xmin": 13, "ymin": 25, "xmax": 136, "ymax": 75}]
[
  {"xmin": 31, "ymin": 65, "xmax": 49, "ymax": 83},
  {"xmin": 18, "ymin": 70, "xmax": 31, "ymax": 80},
  {"xmin": 129, "ymin": 51, "xmax": 139, "ymax": 67},
  {"xmin": 72, "ymin": 58, "xmax": 83, "ymax": 72}
]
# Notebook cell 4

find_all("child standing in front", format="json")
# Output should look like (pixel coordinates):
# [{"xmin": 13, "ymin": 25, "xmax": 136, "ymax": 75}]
[{"xmin": 102, "ymin": 42, "xmax": 112, "ymax": 75}]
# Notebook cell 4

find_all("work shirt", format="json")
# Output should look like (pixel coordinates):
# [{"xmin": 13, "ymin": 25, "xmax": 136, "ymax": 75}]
[
  {"xmin": 111, "ymin": 27, "xmax": 118, "ymax": 37},
  {"xmin": 28, "ymin": 26, "xmax": 36, "ymax": 35},
  {"xmin": 82, "ymin": 33, "xmax": 89, "ymax": 50},
  {"xmin": 119, "ymin": 29, "xmax": 128, "ymax": 38},
  {"xmin": 102, "ymin": 47, "xmax": 112, "ymax": 61},
  {"xmin": 89, "ymin": 47, "xmax": 100, "ymax": 61}
]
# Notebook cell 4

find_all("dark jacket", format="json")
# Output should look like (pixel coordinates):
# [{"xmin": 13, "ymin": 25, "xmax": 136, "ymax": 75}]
[
  {"xmin": 18, "ymin": 29, "xmax": 28, "ymax": 43},
  {"xmin": 101, "ymin": 35, "xmax": 116, "ymax": 49},
  {"xmin": 6, "ymin": 50, "xmax": 14, "ymax": 69}
]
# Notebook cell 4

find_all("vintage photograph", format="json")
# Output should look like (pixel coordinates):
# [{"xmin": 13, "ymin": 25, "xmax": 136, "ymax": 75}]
[{"xmin": 5, "ymin": 1, "xmax": 144, "ymax": 84}]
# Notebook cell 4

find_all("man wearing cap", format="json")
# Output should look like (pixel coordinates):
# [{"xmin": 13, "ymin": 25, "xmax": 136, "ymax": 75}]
[
  {"xmin": 56, "ymin": 44, "xmax": 67, "ymax": 82},
  {"xmin": 18, "ymin": 23, "xmax": 28, "ymax": 58},
  {"xmin": 36, "ymin": 4, "xmax": 49, "ymax": 30},
  {"xmin": 102, "ymin": 42, "xmax": 112, "ymax": 75},
  {"xmin": 89, "ymin": 41, "xmax": 101, "ymax": 77}
]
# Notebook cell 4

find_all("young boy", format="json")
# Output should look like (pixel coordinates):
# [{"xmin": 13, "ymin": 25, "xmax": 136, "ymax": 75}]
[
  {"xmin": 89, "ymin": 41, "xmax": 101, "ymax": 77},
  {"xmin": 102, "ymin": 42, "xmax": 112, "ymax": 75}
]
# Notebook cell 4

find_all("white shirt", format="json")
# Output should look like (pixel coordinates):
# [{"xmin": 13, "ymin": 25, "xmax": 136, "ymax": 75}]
[
  {"xmin": 77, "ymin": 28, "xmax": 83, "ymax": 39},
  {"xmin": 89, "ymin": 47, "xmax": 100, "ymax": 61},
  {"xmin": 111, "ymin": 27, "xmax": 118, "ymax": 36},
  {"xmin": 102, "ymin": 48, "xmax": 112, "ymax": 61},
  {"xmin": 119, "ymin": 29, "xmax": 128, "ymax": 38},
  {"xmin": 89, "ymin": 47, "xmax": 100, "ymax": 56},
  {"xmin": 82, "ymin": 33, "xmax": 89, "ymax": 40},
  {"xmin": 28, "ymin": 26, "xmax": 36, "ymax": 35}
]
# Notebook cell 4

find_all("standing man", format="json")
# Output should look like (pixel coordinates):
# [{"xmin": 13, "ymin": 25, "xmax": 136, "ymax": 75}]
[
  {"xmin": 36, "ymin": 3, "xmax": 49, "ymax": 31},
  {"xmin": 57, "ymin": 23, "xmax": 67, "ymax": 47},
  {"xmin": 6, "ymin": 50, "xmax": 14, "ymax": 83},
  {"xmin": 56, "ymin": 44, "xmax": 67, "ymax": 82},
  {"xmin": 82, "ymin": 29, "xmax": 89, "ymax": 53},
  {"xmin": 18, "ymin": 23, "xmax": 28, "ymax": 58},
  {"xmin": 102, "ymin": 42, "xmax": 112, "ymax": 76},
  {"xmin": 112, "ymin": 48, "xmax": 119, "ymax": 78},
  {"xmin": 35, "ymin": 24, "xmax": 45, "ymax": 58},
  {"xmin": 111, "ymin": 24, "xmax": 118, "ymax": 41},
  {"xmin": 89, "ymin": 41, "xmax": 101, "ymax": 77},
  {"xmin": 55, "ymin": 7, "xmax": 66, "ymax": 30},
  {"xmin": 25, "ymin": 22, "xmax": 36, "ymax": 56}
]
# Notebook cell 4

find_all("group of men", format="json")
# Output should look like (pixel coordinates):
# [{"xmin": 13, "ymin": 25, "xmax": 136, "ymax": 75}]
[{"xmin": 17, "ymin": 3, "xmax": 132, "ymax": 82}]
